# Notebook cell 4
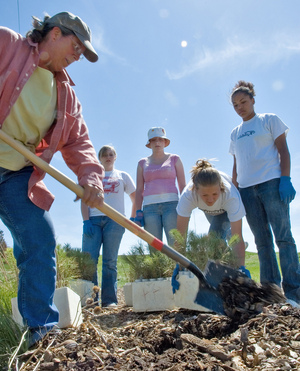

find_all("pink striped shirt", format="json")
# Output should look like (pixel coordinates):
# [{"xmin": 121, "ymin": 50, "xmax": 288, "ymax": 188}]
[{"xmin": 138, "ymin": 154, "xmax": 179, "ymax": 205}]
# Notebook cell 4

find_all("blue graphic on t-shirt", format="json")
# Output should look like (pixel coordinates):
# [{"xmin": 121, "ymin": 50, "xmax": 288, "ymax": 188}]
[{"xmin": 237, "ymin": 130, "xmax": 255, "ymax": 140}]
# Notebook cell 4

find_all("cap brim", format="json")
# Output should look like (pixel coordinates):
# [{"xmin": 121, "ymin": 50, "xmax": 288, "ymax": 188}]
[
  {"xmin": 75, "ymin": 33, "xmax": 98, "ymax": 62},
  {"xmin": 145, "ymin": 138, "xmax": 170, "ymax": 148}
]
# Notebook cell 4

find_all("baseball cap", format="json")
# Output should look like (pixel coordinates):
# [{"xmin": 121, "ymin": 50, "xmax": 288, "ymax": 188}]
[{"xmin": 45, "ymin": 11, "xmax": 98, "ymax": 62}]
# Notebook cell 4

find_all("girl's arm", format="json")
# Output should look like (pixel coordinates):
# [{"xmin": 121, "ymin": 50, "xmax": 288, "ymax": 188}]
[
  {"xmin": 175, "ymin": 157, "xmax": 186, "ymax": 194},
  {"xmin": 129, "ymin": 191, "xmax": 136, "ymax": 218},
  {"xmin": 177, "ymin": 215, "xmax": 190, "ymax": 236},
  {"xmin": 275, "ymin": 133, "xmax": 291, "ymax": 176},
  {"xmin": 232, "ymin": 155, "xmax": 238, "ymax": 188},
  {"xmin": 81, "ymin": 200, "xmax": 90, "ymax": 221},
  {"xmin": 135, "ymin": 164, "xmax": 145, "ymax": 210},
  {"xmin": 275, "ymin": 133, "xmax": 296, "ymax": 204},
  {"xmin": 230, "ymin": 219, "xmax": 246, "ymax": 267}
]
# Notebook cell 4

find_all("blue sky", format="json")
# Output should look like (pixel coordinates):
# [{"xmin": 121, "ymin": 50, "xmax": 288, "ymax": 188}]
[{"xmin": 1, "ymin": 0, "xmax": 300, "ymax": 254}]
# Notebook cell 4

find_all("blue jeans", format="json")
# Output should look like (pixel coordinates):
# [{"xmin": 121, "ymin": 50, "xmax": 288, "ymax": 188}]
[
  {"xmin": 205, "ymin": 212, "xmax": 231, "ymax": 240},
  {"xmin": 82, "ymin": 216, "xmax": 125, "ymax": 306},
  {"xmin": 240, "ymin": 178, "xmax": 300, "ymax": 302},
  {"xmin": 0, "ymin": 166, "xmax": 58, "ymax": 329},
  {"xmin": 143, "ymin": 201, "xmax": 178, "ymax": 250}
]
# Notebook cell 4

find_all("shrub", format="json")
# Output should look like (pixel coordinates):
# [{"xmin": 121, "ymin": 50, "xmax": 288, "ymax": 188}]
[
  {"xmin": 170, "ymin": 229, "xmax": 239, "ymax": 271},
  {"xmin": 122, "ymin": 242, "xmax": 175, "ymax": 281},
  {"xmin": 56, "ymin": 243, "xmax": 96, "ymax": 286}
]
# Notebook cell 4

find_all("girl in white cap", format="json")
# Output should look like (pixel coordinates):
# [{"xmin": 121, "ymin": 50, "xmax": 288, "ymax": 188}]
[{"xmin": 135, "ymin": 127, "xmax": 186, "ymax": 252}]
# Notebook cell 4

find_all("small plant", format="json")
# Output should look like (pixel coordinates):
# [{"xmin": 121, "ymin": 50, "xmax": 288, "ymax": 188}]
[
  {"xmin": 56, "ymin": 243, "xmax": 96, "ymax": 287},
  {"xmin": 122, "ymin": 242, "xmax": 175, "ymax": 281},
  {"xmin": 170, "ymin": 229, "xmax": 239, "ymax": 271}
]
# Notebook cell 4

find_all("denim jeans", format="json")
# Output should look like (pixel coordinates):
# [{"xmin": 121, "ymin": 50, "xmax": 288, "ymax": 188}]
[
  {"xmin": 205, "ymin": 212, "xmax": 231, "ymax": 240},
  {"xmin": 143, "ymin": 201, "xmax": 178, "ymax": 252},
  {"xmin": 240, "ymin": 178, "xmax": 300, "ymax": 302},
  {"xmin": 82, "ymin": 216, "xmax": 125, "ymax": 306},
  {"xmin": 0, "ymin": 166, "xmax": 58, "ymax": 329}
]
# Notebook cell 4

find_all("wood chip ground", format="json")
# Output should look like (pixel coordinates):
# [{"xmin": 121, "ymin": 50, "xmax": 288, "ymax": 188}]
[{"xmin": 13, "ymin": 286, "xmax": 300, "ymax": 371}]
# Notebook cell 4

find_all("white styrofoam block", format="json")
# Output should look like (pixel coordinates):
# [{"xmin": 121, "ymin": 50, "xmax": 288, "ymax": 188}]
[
  {"xmin": 54, "ymin": 287, "xmax": 82, "ymax": 328},
  {"xmin": 69, "ymin": 279, "xmax": 94, "ymax": 306},
  {"xmin": 123, "ymin": 282, "xmax": 133, "ymax": 307},
  {"xmin": 173, "ymin": 271, "xmax": 212, "ymax": 312},
  {"xmin": 11, "ymin": 287, "xmax": 83, "ymax": 329},
  {"xmin": 11, "ymin": 297, "xmax": 24, "ymax": 327},
  {"xmin": 132, "ymin": 278, "xmax": 176, "ymax": 312}
]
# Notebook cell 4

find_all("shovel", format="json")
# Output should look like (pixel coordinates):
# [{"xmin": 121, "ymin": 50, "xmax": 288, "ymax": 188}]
[{"xmin": 0, "ymin": 130, "xmax": 243, "ymax": 315}]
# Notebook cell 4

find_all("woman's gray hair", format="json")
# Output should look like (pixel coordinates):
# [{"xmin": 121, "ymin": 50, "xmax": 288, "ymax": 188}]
[{"xmin": 26, "ymin": 14, "xmax": 74, "ymax": 43}]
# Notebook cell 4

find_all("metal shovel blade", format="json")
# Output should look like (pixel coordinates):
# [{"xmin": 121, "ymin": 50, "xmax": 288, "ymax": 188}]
[
  {"xmin": 194, "ymin": 282, "xmax": 226, "ymax": 314},
  {"xmin": 194, "ymin": 260, "xmax": 248, "ymax": 314}
]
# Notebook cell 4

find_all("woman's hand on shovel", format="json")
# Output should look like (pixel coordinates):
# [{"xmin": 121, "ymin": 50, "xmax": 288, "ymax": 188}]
[{"xmin": 74, "ymin": 184, "xmax": 104, "ymax": 208}]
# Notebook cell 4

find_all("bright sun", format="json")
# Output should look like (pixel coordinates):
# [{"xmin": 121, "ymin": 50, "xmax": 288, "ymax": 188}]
[{"xmin": 181, "ymin": 40, "xmax": 188, "ymax": 47}]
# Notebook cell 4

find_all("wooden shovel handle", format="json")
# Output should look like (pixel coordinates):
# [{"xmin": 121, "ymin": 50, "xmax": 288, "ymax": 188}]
[{"xmin": 0, "ymin": 130, "xmax": 200, "ymax": 273}]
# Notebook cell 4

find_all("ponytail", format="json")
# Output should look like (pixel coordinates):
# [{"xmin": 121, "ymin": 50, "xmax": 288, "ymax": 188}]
[{"xmin": 191, "ymin": 159, "xmax": 224, "ymax": 191}]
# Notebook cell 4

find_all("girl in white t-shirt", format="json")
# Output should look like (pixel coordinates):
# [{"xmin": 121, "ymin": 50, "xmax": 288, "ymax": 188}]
[
  {"xmin": 176, "ymin": 159, "xmax": 247, "ymax": 271},
  {"xmin": 81, "ymin": 145, "xmax": 136, "ymax": 307},
  {"xmin": 229, "ymin": 80, "xmax": 300, "ymax": 306}
]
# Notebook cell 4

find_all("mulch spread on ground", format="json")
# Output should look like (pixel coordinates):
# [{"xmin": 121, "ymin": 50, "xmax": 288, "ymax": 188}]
[{"xmin": 14, "ymin": 280, "xmax": 300, "ymax": 371}]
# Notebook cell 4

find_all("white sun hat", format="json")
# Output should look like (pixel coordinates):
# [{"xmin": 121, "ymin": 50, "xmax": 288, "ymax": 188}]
[{"xmin": 146, "ymin": 127, "xmax": 170, "ymax": 148}]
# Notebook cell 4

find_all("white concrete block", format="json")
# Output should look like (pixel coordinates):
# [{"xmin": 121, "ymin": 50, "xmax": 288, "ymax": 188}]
[
  {"xmin": 11, "ymin": 287, "xmax": 83, "ymax": 329},
  {"xmin": 174, "ymin": 271, "xmax": 212, "ymax": 312},
  {"xmin": 123, "ymin": 282, "xmax": 133, "ymax": 307},
  {"xmin": 132, "ymin": 278, "xmax": 176, "ymax": 312},
  {"xmin": 69, "ymin": 279, "xmax": 94, "ymax": 306}
]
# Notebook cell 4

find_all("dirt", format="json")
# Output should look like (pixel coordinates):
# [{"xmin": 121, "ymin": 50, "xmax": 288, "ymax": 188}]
[{"xmin": 15, "ymin": 288, "xmax": 300, "ymax": 371}]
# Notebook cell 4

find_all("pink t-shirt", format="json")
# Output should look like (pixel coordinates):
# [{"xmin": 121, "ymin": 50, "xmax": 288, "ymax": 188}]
[{"xmin": 138, "ymin": 154, "xmax": 179, "ymax": 205}]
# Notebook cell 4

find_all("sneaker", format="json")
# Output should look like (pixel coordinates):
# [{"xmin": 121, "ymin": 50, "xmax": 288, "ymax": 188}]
[
  {"xmin": 103, "ymin": 303, "xmax": 118, "ymax": 308},
  {"xmin": 286, "ymin": 299, "xmax": 300, "ymax": 309}
]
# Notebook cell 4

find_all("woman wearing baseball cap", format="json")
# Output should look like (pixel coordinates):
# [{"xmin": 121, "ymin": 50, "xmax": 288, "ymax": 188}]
[
  {"xmin": 0, "ymin": 12, "xmax": 102, "ymax": 347},
  {"xmin": 134, "ymin": 127, "xmax": 186, "ymax": 253}
]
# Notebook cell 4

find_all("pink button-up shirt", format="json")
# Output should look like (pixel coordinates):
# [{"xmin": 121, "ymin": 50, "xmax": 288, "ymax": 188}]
[{"xmin": 0, "ymin": 26, "xmax": 104, "ymax": 211}]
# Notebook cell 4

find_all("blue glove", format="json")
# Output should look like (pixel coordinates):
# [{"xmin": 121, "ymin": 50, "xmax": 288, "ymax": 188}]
[
  {"xmin": 134, "ymin": 210, "xmax": 144, "ymax": 227},
  {"xmin": 130, "ymin": 217, "xmax": 135, "ymax": 221},
  {"xmin": 83, "ymin": 220, "xmax": 95, "ymax": 237},
  {"xmin": 239, "ymin": 265, "xmax": 251, "ymax": 278},
  {"xmin": 279, "ymin": 176, "xmax": 296, "ymax": 204},
  {"xmin": 171, "ymin": 264, "xmax": 181, "ymax": 294}
]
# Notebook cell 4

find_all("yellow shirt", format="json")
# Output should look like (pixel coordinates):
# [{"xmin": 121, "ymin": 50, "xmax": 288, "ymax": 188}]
[{"xmin": 0, "ymin": 67, "xmax": 57, "ymax": 170}]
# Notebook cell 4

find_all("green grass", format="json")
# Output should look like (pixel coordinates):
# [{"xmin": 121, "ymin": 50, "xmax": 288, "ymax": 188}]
[{"xmin": 244, "ymin": 251, "xmax": 260, "ymax": 282}]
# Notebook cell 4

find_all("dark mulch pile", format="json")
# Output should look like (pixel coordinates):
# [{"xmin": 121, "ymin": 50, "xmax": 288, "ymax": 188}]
[{"xmin": 13, "ymin": 282, "xmax": 300, "ymax": 371}]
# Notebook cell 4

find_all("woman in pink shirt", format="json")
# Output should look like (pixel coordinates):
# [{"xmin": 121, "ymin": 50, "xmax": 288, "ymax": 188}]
[{"xmin": 135, "ymin": 127, "xmax": 186, "ymax": 252}]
